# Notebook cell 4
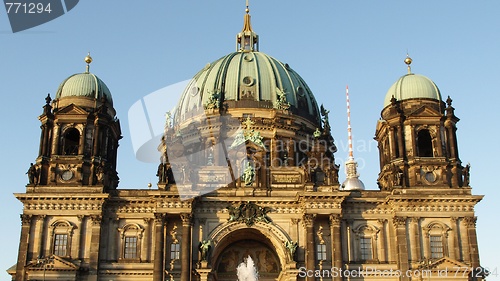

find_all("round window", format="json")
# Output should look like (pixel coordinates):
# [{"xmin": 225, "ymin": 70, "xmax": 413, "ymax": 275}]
[
  {"xmin": 424, "ymin": 172, "xmax": 436, "ymax": 183},
  {"xmin": 61, "ymin": 170, "xmax": 74, "ymax": 181},
  {"xmin": 190, "ymin": 87, "xmax": 199, "ymax": 97},
  {"xmin": 242, "ymin": 76, "xmax": 254, "ymax": 86}
]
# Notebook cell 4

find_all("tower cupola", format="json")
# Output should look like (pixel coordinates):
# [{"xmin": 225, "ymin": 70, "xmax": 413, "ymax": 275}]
[
  {"xmin": 375, "ymin": 56, "xmax": 466, "ymax": 190},
  {"xmin": 29, "ymin": 54, "xmax": 122, "ymax": 192}
]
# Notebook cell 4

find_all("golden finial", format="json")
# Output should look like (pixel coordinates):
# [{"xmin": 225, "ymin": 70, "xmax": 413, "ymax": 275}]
[
  {"xmin": 84, "ymin": 52, "xmax": 93, "ymax": 73},
  {"xmin": 405, "ymin": 53, "xmax": 412, "ymax": 74},
  {"xmin": 237, "ymin": 0, "xmax": 258, "ymax": 52}
]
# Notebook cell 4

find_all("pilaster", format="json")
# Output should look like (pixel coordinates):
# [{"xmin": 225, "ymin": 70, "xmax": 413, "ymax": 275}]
[
  {"xmin": 153, "ymin": 213, "xmax": 165, "ymax": 281},
  {"xmin": 302, "ymin": 214, "xmax": 316, "ymax": 281},
  {"xmin": 180, "ymin": 213, "xmax": 193, "ymax": 281},
  {"xmin": 15, "ymin": 214, "xmax": 32, "ymax": 281},
  {"xmin": 88, "ymin": 215, "xmax": 102, "ymax": 281},
  {"xmin": 329, "ymin": 214, "xmax": 342, "ymax": 281},
  {"xmin": 393, "ymin": 216, "xmax": 409, "ymax": 281}
]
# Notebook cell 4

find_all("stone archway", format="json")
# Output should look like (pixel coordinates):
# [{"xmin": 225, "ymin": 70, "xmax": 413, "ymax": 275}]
[
  {"xmin": 215, "ymin": 237, "xmax": 280, "ymax": 281},
  {"xmin": 206, "ymin": 222, "xmax": 298, "ymax": 281}
]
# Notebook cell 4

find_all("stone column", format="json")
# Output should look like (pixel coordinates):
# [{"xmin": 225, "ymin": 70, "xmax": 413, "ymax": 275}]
[
  {"xmin": 143, "ymin": 218, "xmax": 152, "ymax": 262},
  {"xmin": 408, "ymin": 217, "xmax": 420, "ymax": 262},
  {"xmin": 387, "ymin": 218, "xmax": 397, "ymax": 263},
  {"xmin": 389, "ymin": 127, "xmax": 397, "ymax": 160},
  {"xmin": 39, "ymin": 124, "xmax": 47, "ymax": 157},
  {"xmin": 271, "ymin": 137, "xmax": 279, "ymax": 167},
  {"xmin": 77, "ymin": 216, "xmax": 87, "ymax": 260},
  {"xmin": 435, "ymin": 126, "xmax": 443, "ymax": 156},
  {"xmin": 329, "ymin": 214, "xmax": 342, "ymax": 281},
  {"xmin": 340, "ymin": 220, "xmax": 348, "ymax": 262},
  {"xmin": 15, "ymin": 214, "xmax": 32, "ymax": 281},
  {"xmin": 92, "ymin": 120, "xmax": 100, "ymax": 157},
  {"xmin": 397, "ymin": 125, "xmax": 405, "ymax": 158},
  {"xmin": 464, "ymin": 217, "xmax": 480, "ymax": 267},
  {"xmin": 303, "ymin": 214, "xmax": 316, "ymax": 281},
  {"xmin": 459, "ymin": 217, "xmax": 471, "ymax": 263},
  {"xmin": 181, "ymin": 213, "xmax": 193, "ymax": 281},
  {"xmin": 78, "ymin": 124, "xmax": 86, "ymax": 155},
  {"xmin": 51, "ymin": 123, "xmax": 60, "ymax": 155},
  {"xmin": 450, "ymin": 217, "xmax": 460, "ymax": 261},
  {"xmin": 34, "ymin": 215, "xmax": 46, "ymax": 259},
  {"xmin": 290, "ymin": 218, "xmax": 300, "ymax": 241},
  {"xmin": 346, "ymin": 219, "xmax": 354, "ymax": 262},
  {"xmin": 153, "ymin": 213, "xmax": 165, "ymax": 281},
  {"xmin": 445, "ymin": 123, "xmax": 458, "ymax": 160},
  {"xmin": 393, "ymin": 216, "xmax": 409, "ymax": 281},
  {"xmin": 377, "ymin": 219, "xmax": 387, "ymax": 262},
  {"xmin": 288, "ymin": 138, "xmax": 295, "ymax": 166},
  {"xmin": 409, "ymin": 125, "xmax": 417, "ymax": 157},
  {"xmin": 88, "ymin": 215, "xmax": 102, "ymax": 281},
  {"xmin": 105, "ymin": 217, "xmax": 116, "ymax": 262}
]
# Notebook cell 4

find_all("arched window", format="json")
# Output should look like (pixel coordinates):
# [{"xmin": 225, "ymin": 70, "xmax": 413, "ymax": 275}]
[
  {"xmin": 118, "ymin": 223, "xmax": 144, "ymax": 261},
  {"xmin": 50, "ymin": 220, "xmax": 74, "ymax": 257},
  {"xmin": 423, "ymin": 222, "xmax": 451, "ymax": 259},
  {"xmin": 417, "ymin": 129, "xmax": 433, "ymax": 157},
  {"xmin": 62, "ymin": 128, "xmax": 80, "ymax": 155},
  {"xmin": 353, "ymin": 224, "xmax": 379, "ymax": 262}
]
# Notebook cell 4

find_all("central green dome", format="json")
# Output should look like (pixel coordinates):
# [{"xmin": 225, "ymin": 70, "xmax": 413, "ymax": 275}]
[
  {"xmin": 174, "ymin": 6, "xmax": 321, "ymax": 126},
  {"xmin": 175, "ymin": 51, "xmax": 321, "ymax": 125}
]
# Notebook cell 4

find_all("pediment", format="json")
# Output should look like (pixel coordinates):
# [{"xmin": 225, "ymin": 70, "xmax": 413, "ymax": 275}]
[
  {"xmin": 56, "ymin": 103, "xmax": 88, "ymax": 115},
  {"xmin": 244, "ymin": 139, "xmax": 267, "ymax": 152},
  {"xmin": 429, "ymin": 257, "xmax": 469, "ymax": 270},
  {"xmin": 407, "ymin": 105, "xmax": 442, "ymax": 117},
  {"xmin": 25, "ymin": 255, "xmax": 79, "ymax": 271}
]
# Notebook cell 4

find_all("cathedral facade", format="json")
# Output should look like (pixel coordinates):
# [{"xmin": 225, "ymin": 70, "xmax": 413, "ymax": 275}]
[{"xmin": 10, "ymin": 6, "xmax": 483, "ymax": 281}]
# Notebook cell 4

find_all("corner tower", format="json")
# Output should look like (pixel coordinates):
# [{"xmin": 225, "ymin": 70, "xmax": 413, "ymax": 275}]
[
  {"xmin": 375, "ymin": 56, "xmax": 464, "ymax": 190},
  {"xmin": 32, "ymin": 54, "xmax": 121, "ymax": 191}
]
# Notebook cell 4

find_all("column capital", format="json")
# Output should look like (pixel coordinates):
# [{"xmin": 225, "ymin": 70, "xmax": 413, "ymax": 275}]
[
  {"xmin": 90, "ymin": 215, "xmax": 102, "ymax": 226},
  {"xmin": 291, "ymin": 218, "xmax": 300, "ymax": 225},
  {"xmin": 302, "ymin": 214, "xmax": 316, "ymax": 227},
  {"xmin": 180, "ymin": 213, "xmax": 193, "ymax": 226},
  {"xmin": 37, "ymin": 214, "xmax": 47, "ymax": 221},
  {"xmin": 20, "ymin": 214, "xmax": 32, "ymax": 225},
  {"xmin": 462, "ymin": 216, "xmax": 477, "ymax": 228},
  {"xmin": 409, "ymin": 217, "xmax": 420, "ymax": 223},
  {"xmin": 329, "ymin": 214, "xmax": 341, "ymax": 226},
  {"xmin": 392, "ymin": 216, "xmax": 407, "ymax": 228},
  {"xmin": 154, "ymin": 213, "xmax": 166, "ymax": 224},
  {"xmin": 377, "ymin": 218, "xmax": 387, "ymax": 226}
]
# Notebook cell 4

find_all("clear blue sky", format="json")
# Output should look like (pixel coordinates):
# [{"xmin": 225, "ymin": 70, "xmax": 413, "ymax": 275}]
[{"xmin": 1, "ymin": 1, "xmax": 499, "ymax": 279}]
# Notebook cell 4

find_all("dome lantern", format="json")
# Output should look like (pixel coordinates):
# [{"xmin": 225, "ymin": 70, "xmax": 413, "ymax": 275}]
[{"xmin": 236, "ymin": 0, "xmax": 259, "ymax": 52}]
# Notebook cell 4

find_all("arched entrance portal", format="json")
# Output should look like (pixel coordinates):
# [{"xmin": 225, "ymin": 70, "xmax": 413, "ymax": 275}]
[{"xmin": 213, "ymin": 228, "xmax": 281, "ymax": 281}]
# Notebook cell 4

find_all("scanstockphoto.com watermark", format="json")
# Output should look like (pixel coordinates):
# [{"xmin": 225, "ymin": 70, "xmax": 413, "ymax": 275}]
[
  {"xmin": 3, "ymin": 0, "xmax": 80, "ymax": 33},
  {"xmin": 298, "ymin": 266, "xmax": 493, "ymax": 279}
]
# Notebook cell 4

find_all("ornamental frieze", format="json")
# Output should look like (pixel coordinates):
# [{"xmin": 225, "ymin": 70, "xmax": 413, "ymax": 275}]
[
  {"xmin": 24, "ymin": 202, "xmax": 103, "ymax": 211},
  {"xmin": 227, "ymin": 201, "xmax": 272, "ymax": 226}
]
